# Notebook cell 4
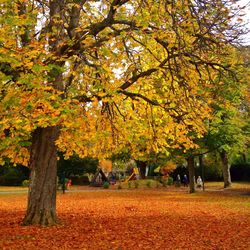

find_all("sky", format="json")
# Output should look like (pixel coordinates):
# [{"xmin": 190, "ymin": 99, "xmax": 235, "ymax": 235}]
[
  {"xmin": 239, "ymin": 0, "xmax": 250, "ymax": 44},
  {"xmin": 238, "ymin": 0, "xmax": 250, "ymax": 18}
]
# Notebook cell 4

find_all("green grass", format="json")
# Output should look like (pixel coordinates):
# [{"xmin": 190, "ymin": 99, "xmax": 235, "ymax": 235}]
[
  {"xmin": 204, "ymin": 181, "xmax": 250, "ymax": 189},
  {"xmin": 118, "ymin": 179, "xmax": 163, "ymax": 189},
  {"xmin": 0, "ymin": 181, "xmax": 249, "ymax": 192},
  {"xmin": 0, "ymin": 186, "xmax": 28, "ymax": 192}
]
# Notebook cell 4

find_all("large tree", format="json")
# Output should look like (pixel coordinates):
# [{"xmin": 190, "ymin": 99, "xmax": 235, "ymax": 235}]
[
  {"xmin": 0, "ymin": 0, "xmax": 246, "ymax": 225},
  {"xmin": 177, "ymin": 45, "xmax": 250, "ymax": 192},
  {"xmin": 204, "ymin": 46, "xmax": 250, "ymax": 188}
]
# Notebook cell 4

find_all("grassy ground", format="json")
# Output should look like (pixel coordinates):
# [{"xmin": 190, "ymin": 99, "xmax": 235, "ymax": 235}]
[
  {"xmin": 204, "ymin": 181, "xmax": 250, "ymax": 189},
  {"xmin": 0, "ymin": 181, "xmax": 250, "ymax": 191},
  {"xmin": 117, "ymin": 180, "xmax": 250, "ymax": 190},
  {"xmin": 0, "ymin": 186, "xmax": 28, "ymax": 192},
  {"xmin": 0, "ymin": 182, "xmax": 249, "ymax": 249}
]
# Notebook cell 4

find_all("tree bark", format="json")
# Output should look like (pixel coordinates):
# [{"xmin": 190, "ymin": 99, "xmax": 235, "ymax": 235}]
[
  {"xmin": 22, "ymin": 1, "xmax": 65, "ymax": 226},
  {"xmin": 135, "ymin": 160, "xmax": 147, "ymax": 179},
  {"xmin": 199, "ymin": 155, "xmax": 205, "ymax": 191},
  {"xmin": 187, "ymin": 156, "xmax": 195, "ymax": 193},
  {"xmin": 220, "ymin": 150, "xmax": 232, "ymax": 188},
  {"xmin": 23, "ymin": 126, "xmax": 59, "ymax": 226},
  {"xmin": 241, "ymin": 153, "xmax": 247, "ymax": 163}
]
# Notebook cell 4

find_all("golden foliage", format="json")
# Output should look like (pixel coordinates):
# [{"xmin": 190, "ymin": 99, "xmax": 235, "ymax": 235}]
[
  {"xmin": 0, "ymin": 0, "xmax": 248, "ymax": 165},
  {"xmin": 160, "ymin": 161, "xmax": 177, "ymax": 176}
]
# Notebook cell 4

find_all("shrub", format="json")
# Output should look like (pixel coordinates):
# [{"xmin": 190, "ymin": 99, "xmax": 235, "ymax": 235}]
[
  {"xmin": 57, "ymin": 154, "xmax": 98, "ymax": 180},
  {"xmin": 128, "ymin": 182, "xmax": 131, "ymax": 189},
  {"xmin": 117, "ymin": 183, "xmax": 122, "ymax": 190},
  {"xmin": 134, "ymin": 181, "xmax": 139, "ymax": 188},
  {"xmin": 231, "ymin": 164, "xmax": 250, "ymax": 181},
  {"xmin": 0, "ymin": 167, "xmax": 25, "ymax": 186},
  {"xmin": 70, "ymin": 175, "xmax": 90, "ymax": 185},
  {"xmin": 22, "ymin": 180, "xmax": 30, "ymax": 187},
  {"xmin": 167, "ymin": 177, "xmax": 173, "ymax": 186},
  {"xmin": 103, "ymin": 181, "xmax": 110, "ymax": 189},
  {"xmin": 146, "ymin": 180, "xmax": 151, "ymax": 188}
]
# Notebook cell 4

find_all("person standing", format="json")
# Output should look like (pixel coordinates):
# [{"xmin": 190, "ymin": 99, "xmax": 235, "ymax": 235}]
[
  {"xmin": 183, "ymin": 174, "xmax": 188, "ymax": 187},
  {"xmin": 176, "ymin": 174, "xmax": 181, "ymax": 187},
  {"xmin": 196, "ymin": 176, "xmax": 203, "ymax": 189}
]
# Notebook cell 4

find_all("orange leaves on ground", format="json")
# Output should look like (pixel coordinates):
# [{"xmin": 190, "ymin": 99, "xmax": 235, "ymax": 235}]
[{"xmin": 0, "ymin": 190, "xmax": 249, "ymax": 250}]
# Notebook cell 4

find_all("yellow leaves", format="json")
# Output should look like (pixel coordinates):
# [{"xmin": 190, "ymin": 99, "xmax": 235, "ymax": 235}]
[
  {"xmin": 99, "ymin": 159, "xmax": 112, "ymax": 172},
  {"xmin": 0, "ymin": 0, "xmax": 246, "ymax": 165},
  {"xmin": 97, "ymin": 92, "xmax": 106, "ymax": 98},
  {"xmin": 82, "ymin": 36, "xmax": 95, "ymax": 47},
  {"xmin": 62, "ymin": 120, "xmax": 75, "ymax": 128},
  {"xmin": 0, "ymin": 142, "xmax": 30, "ymax": 166},
  {"xmin": 48, "ymin": 95, "xmax": 57, "ymax": 101},
  {"xmin": 23, "ymin": 60, "xmax": 34, "ymax": 69}
]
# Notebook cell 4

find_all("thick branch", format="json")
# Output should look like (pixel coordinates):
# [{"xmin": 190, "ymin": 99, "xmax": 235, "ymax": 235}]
[
  {"xmin": 119, "ymin": 58, "xmax": 168, "ymax": 90},
  {"xmin": 67, "ymin": 1, "xmax": 86, "ymax": 39},
  {"xmin": 118, "ymin": 90, "xmax": 160, "ymax": 106},
  {"xmin": 17, "ymin": 1, "xmax": 30, "ymax": 46}
]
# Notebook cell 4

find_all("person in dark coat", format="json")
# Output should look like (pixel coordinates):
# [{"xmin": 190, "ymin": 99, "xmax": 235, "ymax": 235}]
[{"xmin": 183, "ymin": 174, "xmax": 188, "ymax": 187}]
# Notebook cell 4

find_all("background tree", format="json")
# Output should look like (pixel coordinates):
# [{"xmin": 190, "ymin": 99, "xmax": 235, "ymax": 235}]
[
  {"xmin": 57, "ymin": 154, "xmax": 98, "ymax": 178},
  {"xmin": 178, "ymin": 45, "xmax": 250, "ymax": 192},
  {"xmin": 0, "ymin": 162, "xmax": 30, "ymax": 186},
  {"xmin": 0, "ymin": 0, "xmax": 247, "ymax": 225},
  {"xmin": 204, "ymin": 46, "xmax": 249, "ymax": 188}
]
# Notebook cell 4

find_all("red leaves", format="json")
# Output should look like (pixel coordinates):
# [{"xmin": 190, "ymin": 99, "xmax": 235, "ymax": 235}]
[{"xmin": 0, "ymin": 190, "xmax": 249, "ymax": 249}]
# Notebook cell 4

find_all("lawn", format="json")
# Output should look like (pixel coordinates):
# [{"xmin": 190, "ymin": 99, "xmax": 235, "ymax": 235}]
[{"xmin": 0, "ymin": 184, "xmax": 249, "ymax": 250}]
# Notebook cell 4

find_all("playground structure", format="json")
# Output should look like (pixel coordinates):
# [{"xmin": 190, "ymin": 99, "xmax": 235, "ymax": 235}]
[
  {"xmin": 90, "ymin": 168, "xmax": 109, "ymax": 187},
  {"xmin": 90, "ymin": 160, "xmax": 113, "ymax": 186},
  {"xmin": 124, "ymin": 167, "xmax": 139, "ymax": 183},
  {"xmin": 90, "ymin": 159, "xmax": 142, "ymax": 186}
]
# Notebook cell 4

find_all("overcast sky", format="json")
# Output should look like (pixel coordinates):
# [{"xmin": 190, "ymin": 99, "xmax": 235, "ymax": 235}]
[{"xmin": 239, "ymin": 0, "xmax": 250, "ymax": 44}]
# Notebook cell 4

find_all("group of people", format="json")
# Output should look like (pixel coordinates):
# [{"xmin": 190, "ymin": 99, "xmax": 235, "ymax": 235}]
[{"xmin": 176, "ymin": 174, "xmax": 203, "ymax": 188}]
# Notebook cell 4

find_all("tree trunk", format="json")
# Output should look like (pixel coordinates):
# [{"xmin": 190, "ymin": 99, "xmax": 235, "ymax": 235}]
[
  {"xmin": 187, "ymin": 156, "xmax": 195, "ymax": 193},
  {"xmin": 22, "ymin": 0, "xmax": 66, "ymax": 226},
  {"xmin": 23, "ymin": 126, "xmax": 59, "ymax": 226},
  {"xmin": 135, "ymin": 160, "xmax": 147, "ymax": 179},
  {"xmin": 199, "ymin": 155, "xmax": 205, "ymax": 191},
  {"xmin": 220, "ymin": 150, "xmax": 232, "ymax": 188},
  {"xmin": 241, "ymin": 153, "xmax": 247, "ymax": 164}
]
